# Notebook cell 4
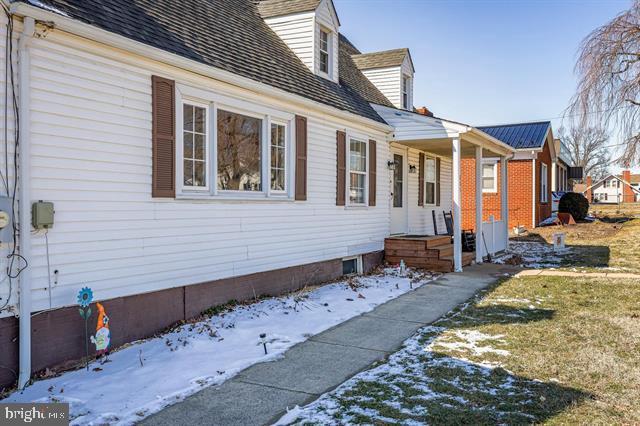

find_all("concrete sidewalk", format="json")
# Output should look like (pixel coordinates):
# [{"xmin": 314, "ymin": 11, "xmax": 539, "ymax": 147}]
[{"xmin": 142, "ymin": 263, "xmax": 516, "ymax": 426}]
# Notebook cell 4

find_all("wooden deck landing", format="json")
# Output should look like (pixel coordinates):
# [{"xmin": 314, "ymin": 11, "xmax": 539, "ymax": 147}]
[{"xmin": 384, "ymin": 235, "xmax": 474, "ymax": 272}]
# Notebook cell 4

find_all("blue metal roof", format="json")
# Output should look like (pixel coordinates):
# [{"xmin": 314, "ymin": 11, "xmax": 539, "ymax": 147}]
[{"xmin": 478, "ymin": 121, "xmax": 550, "ymax": 150}]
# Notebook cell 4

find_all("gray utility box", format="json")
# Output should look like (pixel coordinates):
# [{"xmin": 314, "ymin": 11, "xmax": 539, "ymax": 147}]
[
  {"xmin": 32, "ymin": 201, "xmax": 55, "ymax": 229},
  {"xmin": 0, "ymin": 196, "xmax": 13, "ymax": 243}
]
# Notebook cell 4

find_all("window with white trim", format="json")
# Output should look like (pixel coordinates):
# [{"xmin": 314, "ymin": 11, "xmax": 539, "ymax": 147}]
[
  {"xmin": 424, "ymin": 157, "xmax": 436, "ymax": 205},
  {"xmin": 270, "ymin": 122, "xmax": 286, "ymax": 192},
  {"xmin": 482, "ymin": 162, "xmax": 497, "ymax": 193},
  {"xmin": 319, "ymin": 28, "xmax": 330, "ymax": 75},
  {"xmin": 541, "ymin": 163, "xmax": 548, "ymax": 202},
  {"xmin": 349, "ymin": 138, "xmax": 367, "ymax": 204},
  {"xmin": 402, "ymin": 75, "xmax": 410, "ymax": 109},
  {"xmin": 182, "ymin": 103, "xmax": 208, "ymax": 189},
  {"xmin": 177, "ymin": 86, "xmax": 293, "ymax": 199}
]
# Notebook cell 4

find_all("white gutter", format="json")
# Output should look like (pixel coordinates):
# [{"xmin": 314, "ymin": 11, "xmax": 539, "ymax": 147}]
[
  {"xmin": 9, "ymin": 2, "xmax": 393, "ymax": 135},
  {"xmin": 17, "ymin": 15, "xmax": 34, "ymax": 390}
]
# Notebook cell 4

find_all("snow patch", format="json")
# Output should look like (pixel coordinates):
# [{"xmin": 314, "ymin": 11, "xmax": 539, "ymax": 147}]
[{"xmin": 3, "ymin": 271, "xmax": 437, "ymax": 425}]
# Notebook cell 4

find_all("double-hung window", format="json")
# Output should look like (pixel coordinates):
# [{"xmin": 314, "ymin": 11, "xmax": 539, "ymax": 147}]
[
  {"xmin": 178, "ymin": 87, "xmax": 292, "ymax": 199},
  {"xmin": 424, "ymin": 157, "xmax": 436, "ymax": 205},
  {"xmin": 540, "ymin": 163, "xmax": 548, "ymax": 202},
  {"xmin": 319, "ymin": 28, "xmax": 330, "ymax": 75},
  {"xmin": 182, "ymin": 103, "xmax": 208, "ymax": 189},
  {"xmin": 349, "ymin": 139, "xmax": 367, "ymax": 204},
  {"xmin": 402, "ymin": 76, "xmax": 410, "ymax": 109},
  {"xmin": 482, "ymin": 161, "xmax": 497, "ymax": 193},
  {"xmin": 270, "ymin": 122, "xmax": 286, "ymax": 192}
]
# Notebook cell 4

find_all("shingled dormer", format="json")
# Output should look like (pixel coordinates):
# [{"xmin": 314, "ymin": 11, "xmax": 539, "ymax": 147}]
[
  {"xmin": 259, "ymin": 0, "xmax": 340, "ymax": 83},
  {"xmin": 351, "ymin": 48, "xmax": 415, "ymax": 110}
]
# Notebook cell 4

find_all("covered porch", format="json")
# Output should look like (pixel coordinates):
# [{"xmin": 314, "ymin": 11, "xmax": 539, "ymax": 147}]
[{"xmin": 373, "ymin": 105, "xmax": 516, "ymax": 272}]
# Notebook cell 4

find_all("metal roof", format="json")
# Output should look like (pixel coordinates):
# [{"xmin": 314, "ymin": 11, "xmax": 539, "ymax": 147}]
[{"xmin": 477, "ymin": 121, "xmax": 550, "ymax": 150}]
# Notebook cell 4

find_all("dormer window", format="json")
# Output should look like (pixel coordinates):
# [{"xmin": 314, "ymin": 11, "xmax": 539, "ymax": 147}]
[
  {"xmin": 319, "ymin": 28, "xmax": 330, "ymax": 75},
  {"xmin": 402, "ymin": 75, "xmax": 410, "ymax": 109}
]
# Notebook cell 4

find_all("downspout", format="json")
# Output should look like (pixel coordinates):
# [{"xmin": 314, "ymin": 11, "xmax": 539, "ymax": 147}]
[
  {"xmin": 17, "ymin": 15, "xmax": 34, "ymax": 390},
  {"xmin": 531, "ymin": 157, "xmax": 536, "ymax": 229}
]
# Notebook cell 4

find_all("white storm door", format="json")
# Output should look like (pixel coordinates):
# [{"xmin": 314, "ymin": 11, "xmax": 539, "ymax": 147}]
[{"xmin": 390, "ymin": 149, "xmax": 408, "ymax": 235}]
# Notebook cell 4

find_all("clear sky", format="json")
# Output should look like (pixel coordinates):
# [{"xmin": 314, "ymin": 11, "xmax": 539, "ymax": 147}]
[{"xmin": 334, "ymin": 0, "xmax": 635, "ymax": 172}]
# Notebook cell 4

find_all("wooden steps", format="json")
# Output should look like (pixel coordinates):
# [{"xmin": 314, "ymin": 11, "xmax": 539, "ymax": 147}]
[{"xmin": 384, "ymin": 235, "xmax": 475, "ymax": 272}]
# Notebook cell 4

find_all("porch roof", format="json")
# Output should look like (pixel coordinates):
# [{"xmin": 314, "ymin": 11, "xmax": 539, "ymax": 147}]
[{"xmin": 372, "ymin": 104, "xmax": 516, "ymax": 158}]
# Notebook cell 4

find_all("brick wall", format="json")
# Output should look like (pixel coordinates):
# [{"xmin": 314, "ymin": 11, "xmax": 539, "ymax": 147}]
[
  {"xmin": 461, "ymin": 158, "xmax": 533, "ymax": 230},
  {"xmin": 461, "ymin": 139, "xmax": 553, "ymax": 230},
  {"xmin": 622, "ymin": 170, "xmax": 635, "ymax": 203}
]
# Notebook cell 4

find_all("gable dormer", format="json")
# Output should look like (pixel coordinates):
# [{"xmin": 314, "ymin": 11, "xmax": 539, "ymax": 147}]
[
  {"xmin": 259, "ymin": 0, "xmax": 340, "ymax": 83},
  {"xmin": 351, "ymin": 49, "xmax": 415, "ymax": 110}
]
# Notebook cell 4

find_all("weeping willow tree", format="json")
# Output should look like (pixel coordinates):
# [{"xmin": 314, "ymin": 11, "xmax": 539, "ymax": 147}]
[{"xmin": 569, "ymin": 0, "xmax": 640, "ymax": 167}]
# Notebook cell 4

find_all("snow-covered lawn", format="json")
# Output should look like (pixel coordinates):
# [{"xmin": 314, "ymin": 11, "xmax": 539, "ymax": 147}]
[
  {"xmin": 493, "ymin": 240, "xmax": 571, "ymax": 268},
  {"xmin": 3, "ymin": 268, "xmax": 437, "ymax": 425}
]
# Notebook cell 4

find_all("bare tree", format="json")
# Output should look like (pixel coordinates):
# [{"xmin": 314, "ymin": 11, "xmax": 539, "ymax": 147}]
[
  {"xmin": 568, "ymin": 0, "xmax": 640, "ymax": 167},
  {"xmin": 558, "ymin": 126, "xmax": 610, "ymax": 181}
]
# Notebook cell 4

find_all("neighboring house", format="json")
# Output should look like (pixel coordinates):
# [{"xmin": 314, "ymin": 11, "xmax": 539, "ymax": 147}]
[
  {"xmin": 0, "ymin": 0, "xmax": 514, "ymax": 390},
  {"xmin": 584, "ymin": 171, "xmax": 640, "ymax": 204},
  {"xmin": 460, "ymin": 121, "xmax": 556, "ymax": 230}
]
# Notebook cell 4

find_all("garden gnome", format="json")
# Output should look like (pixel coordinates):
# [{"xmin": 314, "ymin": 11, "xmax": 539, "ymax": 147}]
[{"xmin": 91, "ymin": 303, "xmax": 111, "ymax": 359}]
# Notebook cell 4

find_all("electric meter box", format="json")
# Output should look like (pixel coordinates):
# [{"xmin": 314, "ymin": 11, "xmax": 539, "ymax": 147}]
[
  {"xmin": 32, "ymin": 200, "xmax": 54, "ymax": 229},
  {"xmin": 0, "ymin": 196, "xmax": 13, "ymax": 243}
]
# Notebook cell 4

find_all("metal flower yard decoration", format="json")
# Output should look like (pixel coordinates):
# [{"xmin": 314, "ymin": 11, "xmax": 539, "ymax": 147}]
[
  {"xmin": 77, "ymin": 287, "xmax": 93, "ymax": 308},
  {"xmin": 77, "ymin": 287, "xmax": 94, "ymax": 371}
]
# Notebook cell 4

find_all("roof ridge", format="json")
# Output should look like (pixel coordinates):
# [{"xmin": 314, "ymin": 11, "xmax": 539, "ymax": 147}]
[{"xmin": 477, "ymin": 120, "xmax": 551, "ymax": 128}]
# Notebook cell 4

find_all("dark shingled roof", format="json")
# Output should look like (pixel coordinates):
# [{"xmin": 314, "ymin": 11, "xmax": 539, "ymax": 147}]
[
  {"xmin": 478, "ymin": 121, "xmax": 551, "ymax": 150},
  {"xmin": 339, "ymin": 35, "xmax": 394, "ymax": 107},
  {"xmin": 257, "ymin": 0, "xmax": 321, "ymax": 18},
  {"xmin": 23, "ymin": 0, "xmax": 386, "ymax": 123},
  {"xmin": 351, "ymin": 48, "xmax": 412, "ymax": 71}
]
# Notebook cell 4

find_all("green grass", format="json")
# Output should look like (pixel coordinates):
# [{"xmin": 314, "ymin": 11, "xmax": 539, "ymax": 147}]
[{"xmin": 294, "ymin": 275, "xmax": 640, "ymax": 425}]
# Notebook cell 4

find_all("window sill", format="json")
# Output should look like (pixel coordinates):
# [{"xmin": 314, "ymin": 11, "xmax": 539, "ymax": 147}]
[
  {"xmin": 175, "ymin": 192, "xmax": 295, "ymax": 202},
  {"xmin": 345, "ymin": 204, "xmax": 369, "ymax": 210}
]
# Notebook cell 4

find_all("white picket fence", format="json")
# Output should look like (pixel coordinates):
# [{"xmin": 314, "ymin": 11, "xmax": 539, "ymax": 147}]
[{"xmin": 478, "ymin": 215, "xmax": 507, "ymax": 257}]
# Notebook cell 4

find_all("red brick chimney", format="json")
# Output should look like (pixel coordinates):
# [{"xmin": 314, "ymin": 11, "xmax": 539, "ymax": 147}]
[
  {"xmin": 415, "ymin": 106, "xmax": 434, "ymax": 117},
  {"xmin": 622, "ymin": 170, "xmax": 634, "ymax": 203},
  {"xmin": 585, "ymin": 176, "xmax": 592, "ymax": 202}
]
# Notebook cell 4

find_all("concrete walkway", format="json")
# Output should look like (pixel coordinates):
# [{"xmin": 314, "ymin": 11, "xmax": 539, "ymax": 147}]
[
  {"xmin": 515, "ymin": 270, "xmax": 640, "ymax": 279},
  {"xmin": 142, "ymin": 263, "xmax": 516, "ymax": 426}
]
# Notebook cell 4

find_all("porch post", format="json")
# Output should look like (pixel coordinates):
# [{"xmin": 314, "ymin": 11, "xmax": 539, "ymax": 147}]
[
  {"xmin": 475, "ymin": 146, "xmax": 483, "ymax": 263},
  {"xmin": 501, "ymin": 156, "xmax": 509, "ymax": 241},
  {"xmin": 452, "ymin": 137, "xmax": 462, "ymax": 272}
]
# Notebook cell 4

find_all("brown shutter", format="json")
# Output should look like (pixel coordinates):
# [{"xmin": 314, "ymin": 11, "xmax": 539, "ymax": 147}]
[
  {"xmin": 436, "ymin": 157, "xmax": 441, "ymax": 206},
  {"xmin": 151, "ymin": 75, "xmax": 176, "ymax": 198},
  {"xmin": 336, "ymin": 130, "xmax": 346, "ymax": 206},
  {"xmin": 418, "ymin": 152, "xmax": 425, "ymax": 206},
  {"xmin": 295, "ymin": 115, "xmax": 307, "ymax": 201},
  {"xmin": 368, "ymin": 139, "xmax": 376, "ymax": 206}
]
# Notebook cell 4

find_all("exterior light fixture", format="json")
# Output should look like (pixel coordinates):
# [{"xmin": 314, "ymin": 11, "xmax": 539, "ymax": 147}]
[
  {"xmin": 387, "ymin": 160, "xmax": 397, "ymax": 170},
  {"xmin": 409, "ymin": 164, "xmax": 417, "ymax": 174}
]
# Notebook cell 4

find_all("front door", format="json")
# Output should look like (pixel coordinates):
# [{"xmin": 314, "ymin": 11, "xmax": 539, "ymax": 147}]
[{"xmin": 390, "ymin": 149, "xmax": 408, "ymax": 235}]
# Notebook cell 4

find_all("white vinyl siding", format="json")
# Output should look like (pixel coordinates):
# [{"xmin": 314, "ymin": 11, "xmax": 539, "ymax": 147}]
[
  {"xmin": 21, "ymin": 32, "xmax": 389, "ymax": 314},
  {"xmin": 361, "ymin": 66, "xmax": 402, "ymax": 109},
  {"xmin": 0, "ymin": 12, "xmax": 17, "ymax": 316},
  {"xmin": 264, "ymin": 13, "xmax": 315, "ymax": 72},
  {"xmin": 405, "ymin": 148, "xmax": 452, "ymax": 235},
  {"xmin": 313, "ymin": 0, "xmax": 339, "ymax": 83},
  {"xmin": 362, "ymin": 57, "xmax": 413, "ymax": 111}
]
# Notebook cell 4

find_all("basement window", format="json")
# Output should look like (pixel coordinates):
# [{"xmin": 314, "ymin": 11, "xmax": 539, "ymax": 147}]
[{"xmin": 342, "ymin": 256, "xmax": 362, "ymax": 275}]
